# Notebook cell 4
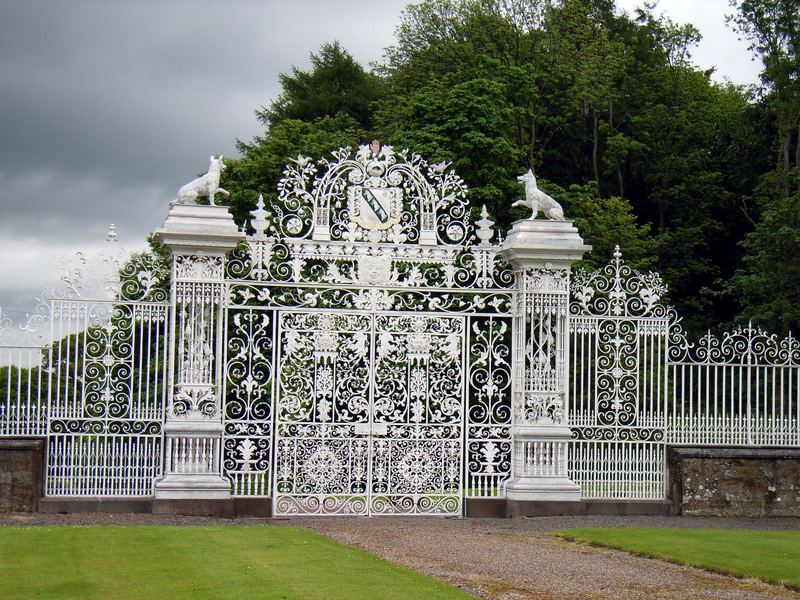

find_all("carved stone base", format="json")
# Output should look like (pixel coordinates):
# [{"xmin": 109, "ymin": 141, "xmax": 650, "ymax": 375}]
[
  {"xmin": 509, "ymin": 426, "xmax": 581, "ymax": 501},
  {"xmin": 505, "ymin": 476, "xmax": 581, "ymax": 501},
  {"xmin": 154, "ymin": 203, "xmax": 244, "ymax": 254},
  {"xmin": 153, "ymin": 473, "xmax": 231, "ymax": 500},
  {"xmin": 155, "ymin": 419, "xmax": 230, "ymax": 500},
  {"xmin": 501, "ymin": 219, "xmax": 591, "ymax": 267}
]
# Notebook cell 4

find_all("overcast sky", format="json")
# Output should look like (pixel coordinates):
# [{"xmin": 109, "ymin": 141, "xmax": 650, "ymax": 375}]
[{"xmin": 0, "ymin": 0, "xmax": 761, "ymax": 318}]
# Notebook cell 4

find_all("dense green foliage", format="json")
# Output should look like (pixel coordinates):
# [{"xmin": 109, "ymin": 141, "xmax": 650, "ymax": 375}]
[
  {"xmin": 219, "ymin": 0, "xmax": 800, "ymax": 336},
  {"xmin": 554, "ymin": 527, "xmax": 800, "ymax": 589},
  {"xmin": 0, "ymin": 526, "xmax": 472, "ymax": 600}
]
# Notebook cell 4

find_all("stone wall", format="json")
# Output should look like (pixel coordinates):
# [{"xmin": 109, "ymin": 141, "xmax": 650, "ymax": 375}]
[
  {"xmin": 668, "ymin": 447, "xmax": 800, "ymax": 517},
  {"xmin": 0, "ymin": 439, "xmax": 44, "ymax": 512}
]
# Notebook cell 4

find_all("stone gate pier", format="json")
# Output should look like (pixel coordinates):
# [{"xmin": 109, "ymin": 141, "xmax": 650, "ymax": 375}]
[
  {"xmin": 152, "ymin": 203, "xmax": 243, "ymax": 505},
  {"xmin": 499, "ymin": 219, "xmax": 589, "ymax": 505}
]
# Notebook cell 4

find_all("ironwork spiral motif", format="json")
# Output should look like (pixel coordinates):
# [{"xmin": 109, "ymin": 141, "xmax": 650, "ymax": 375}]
[
  {"xmin": 571, "ymin": 246, "xmax": 669, "ymax": 319},
  {"xmin": 669, "ymin": 324, "xmax": 800, "ymax": 366},
  {"xmin": 569, "ymin": 247, "xmax": 677, "ymax": 440}
]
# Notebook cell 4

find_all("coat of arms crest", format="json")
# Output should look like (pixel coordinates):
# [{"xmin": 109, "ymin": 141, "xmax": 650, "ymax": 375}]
[{"xmin": 347, "ymin": 186, "xmax": 403, "ymax": 231}]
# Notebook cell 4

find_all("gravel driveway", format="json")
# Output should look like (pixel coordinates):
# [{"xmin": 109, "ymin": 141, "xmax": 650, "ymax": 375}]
[
  {"xmin": 2, "ymin": 513, "xmax": 798, "ymax": 599},
  {"xmin": 294, "ymin": 516, "xmax": 800, "ymax": 600}
]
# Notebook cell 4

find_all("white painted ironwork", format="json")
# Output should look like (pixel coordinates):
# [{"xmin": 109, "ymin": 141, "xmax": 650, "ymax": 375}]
[
  {"xmin": 222, "ymin": 144, "xmax": 515, "ymax": 513},
  {"xmin": 271, "ymin": 312, "xmax": 464, "ymax": 515},
  {"xmin": 0, "ymin": 232, "xmax": 170, "ymax": 496},
  {"xmin": 2, "ymin": 146, "xmax": 799, "ymax": 508},
  {"xmin": 568, "ymin": 246, "xmax": 800, "ymax": 499},
  {"xmin": 668, "ymin": 326, "xmax": 800, "ymax": 446},
  {"xmin": 0, "ymin": 307, "xmax": 49, "ymax": 437}
]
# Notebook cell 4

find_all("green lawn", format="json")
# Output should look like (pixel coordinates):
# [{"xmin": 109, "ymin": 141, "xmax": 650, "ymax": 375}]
[
  {"xmin": 554, "ymin": 528, "xmax": 800, "ymax": 589},
  {"xmin": 0, "ymin": 525, "xmax": 474, "ymax": 600}
]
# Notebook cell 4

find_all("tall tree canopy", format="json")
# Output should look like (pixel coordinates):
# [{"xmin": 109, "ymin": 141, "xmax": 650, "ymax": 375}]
[{"xmin": 218, "ymin": 0, "xmax": 799, "ymax": 336}]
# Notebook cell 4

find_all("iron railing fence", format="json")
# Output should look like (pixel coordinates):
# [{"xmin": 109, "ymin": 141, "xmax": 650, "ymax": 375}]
[
  {"xmin": 0, "ymin": 239, "xmax": 171, "ymax": 497},
  {"xmin": 1, "ymin": 234, "xmax": 798, "ymax": 503},
  {"xmin": 0, "ymin": 343, "xmax": 48, "ymax": 437},
  {"xmin": 566, "ymin": 248, "xmax": 800, "ymax": 499}
]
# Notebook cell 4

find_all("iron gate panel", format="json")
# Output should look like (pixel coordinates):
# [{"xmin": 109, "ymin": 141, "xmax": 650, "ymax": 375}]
[
  {"xmin": 223, "ymin": 308, "xmax": 275, "ymax": 496},
  {"xmin": 274, "ymin": 311, "xmax": 372, "ymax": 515},
  {"xmin": 273, "ymin": 311, "xmax": 465, "ymax": 516},
  {"xmin": 369, "ymin": 314, "xmax": 464, "ymax": 515}
]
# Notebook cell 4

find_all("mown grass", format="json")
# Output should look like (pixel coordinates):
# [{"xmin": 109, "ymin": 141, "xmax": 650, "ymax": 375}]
[
  {"xmin": 0, "ymin": 525, "xmax": 474, "ymax": 600},
  {"xmin": 553, "ymin": 527, "xmax": 800, "ymax": 589}
]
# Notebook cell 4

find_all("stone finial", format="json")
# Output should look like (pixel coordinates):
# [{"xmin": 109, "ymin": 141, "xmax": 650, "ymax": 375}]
[
  {"xmin": 249, "ymin": 194, "xmax": 270, "ymax": 238},
  {"xmin": 475, "ymin": 205, "xmax": 494, "ymax": 246}
]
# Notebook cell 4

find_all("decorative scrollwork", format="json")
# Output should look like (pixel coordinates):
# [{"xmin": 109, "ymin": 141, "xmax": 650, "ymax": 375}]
[
  {"xmin": 225, "ymin": 147, "xmax": 514, "ymax": 292},
  {"xmin": 273, "ymin": 144, "xmax": 469, "ymax": 245},
  {"xmin": 174, "ymin": 254, "xmax": 225, "ymax": 281},
  {"xmin": 467, "ymin": 317, "xmax": 512, "ymax": 427},
  {"xmin": 271, "ymin": 311, "xmax": 467, "ymax": 514},
  {"xmin": 571, "ymin": 246, "xmax": 670, "ymax": 318},
  {"xmin": 0, "ymin": 228, "xmax": 169, "ymax": 497},
  {"xmin": 228, "ymin": 283, "xmax": 513, "ymax": 315},
  {"xmin": 570, "ymin": 426, "xmax": 665, "ymax": 442},
  {"xmin": 53, "ymin": 226, "xmax": 169, "ymax": 303},
  {"xmin": 669, "ymin": 322, "xmax": 800, "ymax": 366}
]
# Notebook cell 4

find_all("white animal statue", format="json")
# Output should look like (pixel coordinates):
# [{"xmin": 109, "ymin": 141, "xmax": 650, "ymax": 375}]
[
  {"xmin": 175, "ymin": 155, "xmax": 230, "ymax": 205},
  {"xmin": 513, "ymin": 170, "xmax": 565, "ymax": 221}
]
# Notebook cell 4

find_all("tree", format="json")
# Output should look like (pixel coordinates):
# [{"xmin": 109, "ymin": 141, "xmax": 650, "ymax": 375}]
[
  {"xmin": 376, "ymin": 0, "xmax": 763, "ymax": 332},
  {"xmin": 226, "ymin": 114, "xmax": 368, "ymax": 227},
  {"xmin": 222, "ymin": 42, "xmax": 381, "ymax": 226},
  {"xmin": 726, "ymin": 1, "xmax": 800, "ymax": 332},
  {"xmin": 261, "ymin": 41, "xmax": 383, "ymax": 130},
  {"xmin": 208, "ymin": 1, "xmax": 781, "ymax": 335},
  {"xmin": 730, "ymin": 0, "xmax": 800, "ymax": 197},
  {"xmin": 535, "ymin": 180, "xmax": 657, "ymax": 270},
  {"xmin": 730, "ymin": 184, "xmax": 800, "ymax": 334}
]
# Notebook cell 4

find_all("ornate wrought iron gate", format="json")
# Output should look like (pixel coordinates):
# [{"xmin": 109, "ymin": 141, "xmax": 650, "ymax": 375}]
[
  {"xmin": 220, "ymin": 144, "xmax": 514, "ymax": 515},
  {"xmin": 272, "ymin": 311, "xmax": 464, "ymax": 515}
]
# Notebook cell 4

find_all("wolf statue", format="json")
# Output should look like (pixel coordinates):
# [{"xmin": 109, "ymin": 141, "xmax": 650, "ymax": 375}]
[
  {"xmin": 512, "ymin": 170, "xmax": 565, "ymax": 221},
  {"xmin": 175, "ymin": 155, "xmax": 230, "ymax": 206}
]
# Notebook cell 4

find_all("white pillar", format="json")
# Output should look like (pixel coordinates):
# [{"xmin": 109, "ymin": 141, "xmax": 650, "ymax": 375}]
[
  {"xmin": 499, "ymin": 219, "xmax": 590, "ymax": 501},
  {"xmin": 152, "ymin": 204, "xmax": 244, "ymax": 499}
]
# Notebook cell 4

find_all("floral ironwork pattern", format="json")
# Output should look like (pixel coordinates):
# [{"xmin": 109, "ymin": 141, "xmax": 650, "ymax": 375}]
[
  {"xmin": 221, "ymin": 147, "xmax": 516, "ymax": 509},
  {"xmin": 568, "ymin": 247, "xmax": 674, "ymax": 442},
  {"xmin": 271, "ymin": 312, "xmax": 466, "ymax": 515},
  {"xmin": 466, "ymin": 317, "xmax": 512, "ymax": 495},
  {"xmin": 223, "ymin": 309, "xmax": 275, "ymax": 495}
]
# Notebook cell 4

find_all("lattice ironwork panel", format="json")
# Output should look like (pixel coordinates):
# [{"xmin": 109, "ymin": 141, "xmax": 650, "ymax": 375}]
[
  {"xmin": 272, "ymin": 311, "xmax": 466, "ymax": 516},
  {"xmin": 223, "ymin": 308, "xmax": 275, "ymax": 496}
]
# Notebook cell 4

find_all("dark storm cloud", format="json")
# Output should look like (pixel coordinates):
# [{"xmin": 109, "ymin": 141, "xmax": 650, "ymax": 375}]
[
  {"xmin": 0, "ymin": 0, "xmax": 408, "ymax": 313},
  {"xmin": 0, "ymin": 0, "xmax": 405, "ymax": 187},
  {"xmin": 0, "ymin": 0, "xmax": 756, "ymax": 316}
]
